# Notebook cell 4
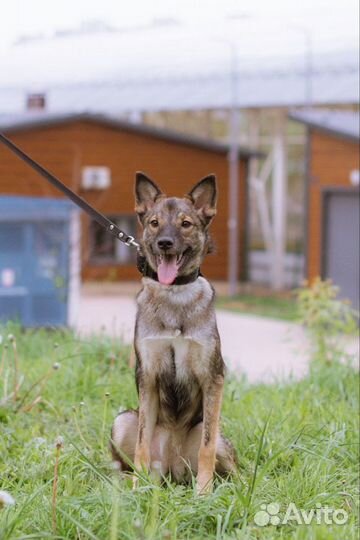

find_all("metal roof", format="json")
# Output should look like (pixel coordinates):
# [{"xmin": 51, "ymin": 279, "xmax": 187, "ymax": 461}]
[
  {"xmin": 0, "ymin": 24, "xmax": 358, "ymax": 112},
  {"xmin": 0, "ymin": 111, "xmax": 259, "ymax": 157},
  {"xmin": 1, "ymin": 63, "xmax": 357, "ymax": 114},
  {"xmin": 290, "ymin": 109, "xmax": 360, "ymax": 141}
]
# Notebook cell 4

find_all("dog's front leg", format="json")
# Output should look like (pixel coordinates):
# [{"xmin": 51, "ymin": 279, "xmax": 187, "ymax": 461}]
[
  {"xmin": 197, "ymin": 374, "xmax": 224, "ymax": 494},
  {"xmin": 133, "ymin": 381, "xmax": 158, "ymax": 487}
]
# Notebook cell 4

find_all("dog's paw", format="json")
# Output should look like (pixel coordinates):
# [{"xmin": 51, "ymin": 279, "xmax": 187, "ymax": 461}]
[
  {"xmin": 132, "ymin": 475, "xmax": 139, "ymax": 489},
  {"xmin": 196, "ymin": 473, "xmax": 213, "ymax": 495}
]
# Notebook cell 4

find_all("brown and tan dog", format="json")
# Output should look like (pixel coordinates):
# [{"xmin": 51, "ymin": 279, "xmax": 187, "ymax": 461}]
[{"xmin": 111, "ymin": 172, "xmax": 236, "ymax": 493}]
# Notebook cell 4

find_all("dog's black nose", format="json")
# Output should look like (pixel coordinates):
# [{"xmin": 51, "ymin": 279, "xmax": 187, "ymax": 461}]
[{"xmin": 157, "ymin": 237, "xmax": 174, "ymax": 250}]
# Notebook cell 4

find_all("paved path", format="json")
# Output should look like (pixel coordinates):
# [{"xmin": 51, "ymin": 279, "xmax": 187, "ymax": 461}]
[{"xmin": 76, "ymin": 287, "xmax": 358, "ymax": 384}]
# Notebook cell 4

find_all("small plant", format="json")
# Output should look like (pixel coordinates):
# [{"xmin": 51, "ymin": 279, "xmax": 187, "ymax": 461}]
[
  {"xmin": 52, "ymin": 436, "xmax": 64, "ymax": 534},
  {"xmin": 0, "ymin": 490, "xmax": 15, "ymax": 508},
  {"xmin": 0, "ymin": 329, "xmax": 61, "ymax": 412},
  {"xmin": 296, "ymin": 277, "xmax": 359, "ymax": 362}
]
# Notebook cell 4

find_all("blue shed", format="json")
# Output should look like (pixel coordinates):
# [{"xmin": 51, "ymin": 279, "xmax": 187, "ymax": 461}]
[{"xmin": 0, "ymin": 196, "xmax": 80, "ymax": 327}]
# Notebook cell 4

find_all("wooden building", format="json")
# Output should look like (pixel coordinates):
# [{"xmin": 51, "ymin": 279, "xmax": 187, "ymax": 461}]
[
  {"xmin": 0, "ymin": 113, "xmax": 257, "ymax": 282},
  {"xmin": 291, "ymin": 110, "xmax": 360, "ymax": 308}
]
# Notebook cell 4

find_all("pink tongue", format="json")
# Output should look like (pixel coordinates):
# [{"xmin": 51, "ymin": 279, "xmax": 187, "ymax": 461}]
[{"xmin": 157, "ymin": 257, "xmax": 179, "ymax": 285}]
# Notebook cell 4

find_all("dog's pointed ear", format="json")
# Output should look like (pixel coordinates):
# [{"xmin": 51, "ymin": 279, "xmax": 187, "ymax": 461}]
[
  {"xmin": 135, "ymin": 172, "xmax": 163, "ymax": 219},
  {"xmin": 187, "ymin": 174, "xmax": 217, "ymax": 225}
]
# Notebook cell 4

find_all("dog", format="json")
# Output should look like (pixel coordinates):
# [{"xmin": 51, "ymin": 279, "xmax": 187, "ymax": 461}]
[{"xmin": 111, "ymin": 172, "xmax": 237, "ymax": 493}]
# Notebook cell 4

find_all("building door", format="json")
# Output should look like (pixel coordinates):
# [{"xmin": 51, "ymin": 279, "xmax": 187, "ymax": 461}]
[
  {"xmin": 0, "ymin": 220, "xmax": 69, "ymax": 326},
  {"xmin": 323, "ymin": 190, "xmax": 360, "ymax": 309}
]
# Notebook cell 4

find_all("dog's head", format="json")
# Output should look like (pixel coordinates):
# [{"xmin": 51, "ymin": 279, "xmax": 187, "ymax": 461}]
[{"xmin": 135, "ymin": 172, "xmax": 217, "ymax": 285}]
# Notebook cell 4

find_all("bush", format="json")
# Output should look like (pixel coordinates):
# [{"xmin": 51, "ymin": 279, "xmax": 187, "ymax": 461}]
[{"xmin": 296, "ymin": 277, "xmax": 359, "ymax": 363}]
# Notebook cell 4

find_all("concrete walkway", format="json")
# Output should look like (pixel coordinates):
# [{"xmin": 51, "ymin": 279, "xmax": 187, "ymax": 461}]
[{"xmin": 75, "ymin": 284, "xmax": 358, "ymax": 384}]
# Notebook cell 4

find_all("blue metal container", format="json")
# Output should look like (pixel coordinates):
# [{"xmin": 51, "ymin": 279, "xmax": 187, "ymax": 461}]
[{"xmin": 0, "ymin": 196, "xmax": 76, "ymax": 327}]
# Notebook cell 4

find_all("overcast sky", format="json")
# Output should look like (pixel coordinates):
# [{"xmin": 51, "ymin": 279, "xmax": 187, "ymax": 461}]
[{"xmin": 1, "ymin": 0, "xmax": 359, "ymax": 51}]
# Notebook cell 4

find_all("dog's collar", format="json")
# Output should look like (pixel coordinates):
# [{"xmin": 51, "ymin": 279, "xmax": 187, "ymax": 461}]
[{"xmin": 137, "ymin": 254, "xmax": 201, "ymax": 285}]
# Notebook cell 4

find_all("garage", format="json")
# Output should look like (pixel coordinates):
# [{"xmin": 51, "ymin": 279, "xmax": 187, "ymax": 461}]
[
  {"xmin": 323, "ymin": 189, "xmax": 359, "ymax": 308},
  {"xmin": 291, "ymin": 109, "xmax": 360, "ymax": 308}
]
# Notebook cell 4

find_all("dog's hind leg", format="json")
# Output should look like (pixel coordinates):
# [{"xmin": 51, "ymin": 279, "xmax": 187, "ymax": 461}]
[
  {"xmin": 182, "ymin": 422, "xmax": 237, "ymax": 480},
  {"xmin": 111, "ymin": 410, "xmax": 170, "ymax": 477},
  {"xmin": 110, "ymin": 410, "xmax": 138, "ymax": 471}
]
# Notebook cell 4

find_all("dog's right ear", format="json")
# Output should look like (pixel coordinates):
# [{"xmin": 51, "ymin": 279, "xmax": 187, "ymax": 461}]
[{"xmin": 135, "ymin": 172, "xmax": 163, "ymax": 220}]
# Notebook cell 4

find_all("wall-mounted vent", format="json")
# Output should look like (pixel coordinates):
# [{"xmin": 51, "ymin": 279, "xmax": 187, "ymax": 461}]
[
  {"xmin": 26, "ymin": 93, "xmax": 46, "ymax": 110},
  {"xmin": 81, "ymin": 167, "xmax": 111, "ymax": 190}
]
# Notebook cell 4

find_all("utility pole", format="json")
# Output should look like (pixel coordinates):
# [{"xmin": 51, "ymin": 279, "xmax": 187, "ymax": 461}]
[
  {"xmin": 304, "ymin": 30, "xmax": 313, "ymax": 106},
  {"xmin": 291, "ymin": 25, "xmax": 313, "ymax": 106},
  {"xmin": 270, "ymin": 26, "xmax": 312, "ymax": 289},
  {"xmin": 211, "ymin": 38, "xmax": 240, "ymax": 296},
  {"xmin": 271, "ymin": 110, "xmax": 288, "ymax": 290},
  {"xmin": 227, "ymin": 41, "xmax": 240, "ymax": 297}
]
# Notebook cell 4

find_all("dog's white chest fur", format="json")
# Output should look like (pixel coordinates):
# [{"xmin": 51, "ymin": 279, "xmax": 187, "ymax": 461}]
[
  {"xmin": 136, "ymin": 277, "xmax": 217, "ymax": 381},
  {"xmin": 140, "ymin": 335, "xmax": 201, "ymax": 381}
]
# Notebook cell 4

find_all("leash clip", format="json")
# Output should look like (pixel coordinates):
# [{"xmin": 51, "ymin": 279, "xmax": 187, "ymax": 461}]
[{"xmin": 125, "ymin": 235, "xmax": 140, "ymax": 249}]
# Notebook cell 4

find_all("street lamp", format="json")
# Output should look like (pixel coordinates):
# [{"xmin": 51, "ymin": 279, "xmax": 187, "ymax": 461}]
[
  {"xmin": 213, "ymin": 38, "xmax": 241, "ymax": 296},
  {"xmin": 227, "ymin": 41, "xmax": 240, "ymax": 297}
]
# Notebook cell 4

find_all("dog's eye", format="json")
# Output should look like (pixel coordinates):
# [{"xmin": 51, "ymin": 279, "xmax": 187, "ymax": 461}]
[
  {"xmin": 150, "ymin": 219, "xmax": 159, "ymax": 227},
  {"xmin": 181, "ymin": 220, "xmax": 192, "ymax": 228}
]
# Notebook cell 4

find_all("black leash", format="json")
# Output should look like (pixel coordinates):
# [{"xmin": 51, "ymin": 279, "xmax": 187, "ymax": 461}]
[
  {"xmin": 0, "ymin": 132, "xmax": 201, "ymax": 285},
  {"xmin": 0, "ymin": 132, "xmax": 140, "ymax": 249}
]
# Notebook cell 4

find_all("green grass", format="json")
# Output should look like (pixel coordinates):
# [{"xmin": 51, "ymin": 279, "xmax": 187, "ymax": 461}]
[
  {"xmin": 216, "ymin": 294, "xmax": 298, "ymax": 321},
  {"xmin": 0, "ymin": 324, "xmax": 358, "ymax": 539}
]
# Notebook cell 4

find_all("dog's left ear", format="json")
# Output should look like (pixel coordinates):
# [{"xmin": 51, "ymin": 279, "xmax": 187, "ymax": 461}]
[{"xmin": 187, "ymin": 174, "xmax": 217, "ymax": 225}]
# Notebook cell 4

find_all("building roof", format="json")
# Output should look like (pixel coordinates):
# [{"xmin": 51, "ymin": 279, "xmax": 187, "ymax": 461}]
[
  {"xmin": 1, "ymin": 55, "xmax": 357, "ymax": 114},
  {"xmin": 0, "ymin": 23, "xmax": 358, "ymax": 112},
  {"xmin": 290, "ymin": 109, "xmax": 360, "ymax": 141},
  {"xmin": 0, "ymin": 111, "xmax": 260, "ymax": 157}
]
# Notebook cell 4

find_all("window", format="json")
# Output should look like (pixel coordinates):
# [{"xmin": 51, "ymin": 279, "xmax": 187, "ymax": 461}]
[{"xmin": 89, "ymin": 215, "xmax": 137, "ymax": 265}]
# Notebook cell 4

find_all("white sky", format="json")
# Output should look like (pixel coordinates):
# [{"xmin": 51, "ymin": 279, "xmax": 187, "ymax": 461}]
[{"xmin": 0, "ymin": 0, "xmax": 359, "ymax": 51}]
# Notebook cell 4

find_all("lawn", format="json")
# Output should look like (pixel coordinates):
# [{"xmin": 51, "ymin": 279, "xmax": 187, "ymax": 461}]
[
  {"xmin": 216, "ymin": 294, "xmax": 298, "ymax": 322},
  {"xmin": 0, "ymin": 323, "xmax": 358, "ymax": 539}
]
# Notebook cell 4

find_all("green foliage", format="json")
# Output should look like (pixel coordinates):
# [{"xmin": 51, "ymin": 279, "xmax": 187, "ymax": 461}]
[
  {"xmin": 0, "ymin": 323, "xmax": 358, "ymax": 539},
  {"xmin": 296, "ymin": 278, "xmax": 359, "ymax": 362}
]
